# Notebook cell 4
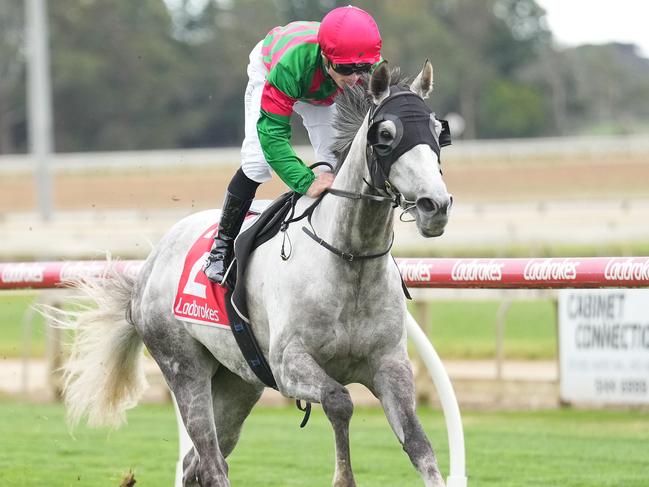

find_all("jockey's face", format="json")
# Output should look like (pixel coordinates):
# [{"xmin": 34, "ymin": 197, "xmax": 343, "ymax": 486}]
[{"xmin": 323, "ymin": 54, "xmax": 365, "ymax": 88}]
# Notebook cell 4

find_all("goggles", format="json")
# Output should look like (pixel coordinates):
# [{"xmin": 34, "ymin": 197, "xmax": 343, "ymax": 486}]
[{"xmin": 331, "ymin": 62, "xmax": 372, "ymax": 76}]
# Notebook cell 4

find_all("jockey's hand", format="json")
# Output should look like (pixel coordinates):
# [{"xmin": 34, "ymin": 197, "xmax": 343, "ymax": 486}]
[{"xmin": 306, "ymin": 171, "xmax": 335, "ymax": 198}]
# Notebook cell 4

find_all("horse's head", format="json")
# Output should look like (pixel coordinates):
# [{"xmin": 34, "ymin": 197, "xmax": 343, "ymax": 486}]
[{"xmin": 366, "ymin": 61, "xmax": 452, "ymax": 237}]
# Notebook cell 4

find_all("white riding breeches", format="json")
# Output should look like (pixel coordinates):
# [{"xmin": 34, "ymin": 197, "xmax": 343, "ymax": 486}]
[{"xmin": 240, "ymin": 41, "xmax": 338, "ymax": 183}]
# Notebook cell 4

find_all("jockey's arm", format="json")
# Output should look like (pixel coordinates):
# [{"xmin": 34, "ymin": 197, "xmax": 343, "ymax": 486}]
[
  {"xmin": 257, "ymin": 66, "xmax": 316, "ymax": 195},
  {"xmin": 257, "ymin": 109, "xmax": 315, "ymax": 194}
]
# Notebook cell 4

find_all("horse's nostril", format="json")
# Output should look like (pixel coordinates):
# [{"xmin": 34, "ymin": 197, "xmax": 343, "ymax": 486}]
[
  {"xmin": 416, "ymin": 197, "xmax": 437, "ymax": 214},
  {"xmin": 439, "ymin": 197, "xmax": 452, "ymax": 216}
]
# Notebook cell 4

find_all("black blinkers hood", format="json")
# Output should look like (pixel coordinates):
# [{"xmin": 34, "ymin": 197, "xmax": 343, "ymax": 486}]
[{"xmin": 366, "ymin": 86, "xmax": 451, "ymax": 189}]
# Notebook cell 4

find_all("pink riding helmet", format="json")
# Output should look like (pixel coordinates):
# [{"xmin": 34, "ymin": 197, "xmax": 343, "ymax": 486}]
[{"xmin": 318, "ymin": 6, "xmax": 382, "ymax": 65}]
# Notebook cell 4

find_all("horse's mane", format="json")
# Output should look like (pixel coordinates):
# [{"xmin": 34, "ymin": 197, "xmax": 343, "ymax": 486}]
[{"xmin": 331, "ymin": 67, "xmax": 410, "ymax": 168}]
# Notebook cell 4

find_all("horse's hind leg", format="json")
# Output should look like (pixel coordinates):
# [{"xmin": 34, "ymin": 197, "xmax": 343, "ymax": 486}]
[
  {"xmin": 182, "ymin": 367, "xmax": 263, "ymax": 485},
  {"xmin": 145, "ymin": 331, "xmax": 227, "ymax": 487},
  {"xmin": 370, "ymin": 356, "xmax": 445, "ymax": 487},
  {"xmin": 275, "ymin": 342, "xmax": 355, "ymax": 487},
  {"xmin": 211, "ymin": 365, "xmax": 264, "ymax": 457}
]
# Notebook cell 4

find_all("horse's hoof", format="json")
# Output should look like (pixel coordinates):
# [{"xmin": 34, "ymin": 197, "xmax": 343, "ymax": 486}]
[{"xmin": 333, "ymin": 473, "xmax": 356, "ymax": 487}]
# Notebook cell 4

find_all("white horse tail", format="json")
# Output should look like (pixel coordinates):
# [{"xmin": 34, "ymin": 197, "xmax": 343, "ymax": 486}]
[{"xmin": 53, "ymin": 266, "xmax": 148, "ymax": 429}]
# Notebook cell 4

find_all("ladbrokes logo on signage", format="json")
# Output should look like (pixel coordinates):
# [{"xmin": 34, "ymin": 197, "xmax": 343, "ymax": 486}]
[
  {"xmin": 399, "ymin": 260, "xmax": 431, "ymax": 282},
  {"xmin": 604, "ymin": 258, "xmax": 649, "ymax": 281},
  {"xmin": 60, "ymin": 262, "xmax": 107, "ymax": 282},
  {"xmin": 1, "ymin": 263, "xmax": 45, "ymax": 284},
  {"xmin": 523, "ymin": 259, "xmax": 579, "ymax": 281},
  {"xmin": 451, "ymin": 259, "xmax": 503, "ymax": 281}
]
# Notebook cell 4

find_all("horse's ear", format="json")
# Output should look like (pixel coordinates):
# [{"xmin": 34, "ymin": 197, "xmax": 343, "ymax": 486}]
[
  {"xmin": 410, "ymin": 59, "xmax": 434, "ymax": 99},
  {"xmin": 369, "ymin": 61, "xmax": 391, "ymax": 104}
]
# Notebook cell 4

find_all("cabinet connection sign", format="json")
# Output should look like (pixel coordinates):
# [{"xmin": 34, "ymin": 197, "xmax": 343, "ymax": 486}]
[{"xmin": 559, "ymin": 289, "xmax": 649, "ymax": 405}]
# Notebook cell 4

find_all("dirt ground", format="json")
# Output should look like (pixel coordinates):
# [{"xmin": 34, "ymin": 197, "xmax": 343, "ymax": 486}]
[
  {"xmin": 2, "ymin": 156, "xmax": 649, "ymax": 213},
  {"xmin": 1, "ymin": 356, "xmax": 559, "ymax": 409}
]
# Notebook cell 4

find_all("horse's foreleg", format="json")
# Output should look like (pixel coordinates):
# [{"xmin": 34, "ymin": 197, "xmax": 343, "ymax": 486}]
[
  {"xmin": 323, "ymin": 383, "xmax": 355, "ymax": 487},
  {"xmin": 275, "ymin": 343, "xmax": 355, "ymax": 487},
  {"xmin": 371, "ymin": 358, "xmax": 446, "ymax": 487},
  {"xmin": 182, "ymin": 448, "xmax": 199, "ymax": 487}
]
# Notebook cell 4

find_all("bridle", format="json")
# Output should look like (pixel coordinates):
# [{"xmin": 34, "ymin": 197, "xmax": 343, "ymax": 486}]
[
  {"xmin": 283, "ymin": 86, "xmax": 451, "ymax": 263},
  {"xmin": 363, "ymin": 85, "xmax": 451, "ymax": 214},
  {"xmin": 329, "ymin": 85, "xmax": 451, "ymax": 216}
]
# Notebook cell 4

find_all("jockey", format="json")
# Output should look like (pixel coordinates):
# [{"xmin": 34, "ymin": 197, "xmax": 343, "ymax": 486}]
[{"xmin": 204, "ymin": 5, "xmax": 382, "ymax": 284}]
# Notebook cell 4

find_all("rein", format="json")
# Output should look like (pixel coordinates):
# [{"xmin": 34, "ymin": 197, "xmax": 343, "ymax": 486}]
[
  {"xmin": 279, "ymin": 162, "xmax": 396, "ymax": 263},
  {"xmin": 278, "ymin": 185, "xmax": 396, "ymax": 263}
]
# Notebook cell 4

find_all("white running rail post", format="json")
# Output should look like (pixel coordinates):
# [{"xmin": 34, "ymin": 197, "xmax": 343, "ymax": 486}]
[
  {"xmin": 406, "ymin": 311, "xmax": 468, "ymax": 487},
  {"xmin": 173, "ymin": 394, "xmax": 193, "ymax": 487}
]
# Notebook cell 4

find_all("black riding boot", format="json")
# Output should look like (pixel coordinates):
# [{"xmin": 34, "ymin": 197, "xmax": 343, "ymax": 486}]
[{"xmin": 204, "ymin": 190, "xmax": 253, "ymax": 284}]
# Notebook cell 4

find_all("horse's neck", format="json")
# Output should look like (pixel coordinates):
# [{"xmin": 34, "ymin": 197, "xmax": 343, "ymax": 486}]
[{"xmin": 315, "ymin": 116, "xmax": 394, "ymax": 254}]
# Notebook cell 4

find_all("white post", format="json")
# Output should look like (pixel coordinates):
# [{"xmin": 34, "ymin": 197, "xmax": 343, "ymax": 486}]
[
  {"xmin": 172, "ymin": 394, "xmax": 193, "ymax": 487},
  {"xmin": 25, "ymin": 0, "xmax": 54, "ymax": 221},
  {"xmin": 406, "ymin": 312, "xmax": 468, "ymax": 487}
]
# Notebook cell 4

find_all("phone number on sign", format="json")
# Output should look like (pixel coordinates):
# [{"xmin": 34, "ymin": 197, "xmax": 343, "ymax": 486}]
[{"xmin": 595, "ymin": 379, "xmax": 648, "ymax": 395}]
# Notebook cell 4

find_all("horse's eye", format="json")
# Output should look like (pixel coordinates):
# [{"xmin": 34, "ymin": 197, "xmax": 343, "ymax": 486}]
[{"xmin": 380, "ymin": 129, "xmax": 392, "ymax": 139}]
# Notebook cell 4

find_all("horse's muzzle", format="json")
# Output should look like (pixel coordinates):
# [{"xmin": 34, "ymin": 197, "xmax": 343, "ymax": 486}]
[{"xmin": 414, "ymin": 194, "xmax": 453, "ymax": 237}]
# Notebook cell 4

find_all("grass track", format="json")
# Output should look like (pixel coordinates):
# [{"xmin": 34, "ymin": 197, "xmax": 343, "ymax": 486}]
[
  {"xmin": 1, "ymin": 402, "xmax": 648, "ymax": 486},
  {"xmin": 0, "ymin": 293, "xmax": 47, "ymax": 358}
]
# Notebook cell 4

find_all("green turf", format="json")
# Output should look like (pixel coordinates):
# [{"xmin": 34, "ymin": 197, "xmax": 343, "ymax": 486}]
[
  {"xmin": 1, "ymin": 402, "xmax": 647, "ymax": 486},
  {"xmin": 411, "ymin": 299, "xmax": 557, "ymax": 359},
  {"xmin": 0, "ymin": 292, "xmax": 47, "ymax": 358},
  {"xmin": 0, "ymin": 402, "xmax": 177, "ymax": 486}
]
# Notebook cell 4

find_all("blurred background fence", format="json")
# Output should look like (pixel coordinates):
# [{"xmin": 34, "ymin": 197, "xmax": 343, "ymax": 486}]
[{"xmin": 2, "ymin": 135, "xmax": 649, "ymax": 260}]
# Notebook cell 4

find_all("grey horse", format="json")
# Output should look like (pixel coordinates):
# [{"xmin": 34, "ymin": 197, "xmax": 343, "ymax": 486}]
[{"xmin": 60, "ymin": 61, "xmax": 452, "ymax": 487}]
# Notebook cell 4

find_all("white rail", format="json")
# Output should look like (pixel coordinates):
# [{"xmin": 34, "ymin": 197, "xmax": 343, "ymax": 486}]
[{"xmin": 2, "ymin": 133, "xmax": 648, "ymax": 174}]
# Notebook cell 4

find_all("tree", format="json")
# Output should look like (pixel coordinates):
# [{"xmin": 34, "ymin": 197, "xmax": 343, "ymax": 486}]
[
  {"xmin": 2, "ymin": 0, "xmax": 647, "ymax": 153},
  {"xmin": 478, "ymin": 79, "xmax": 545, "ymax": 137},
  {"xmin": 432, "ymin": 0, "xmax": 551, "ymax": 138},
  {"xmin": 49, "ymin": 0, "xmax": 210, "ymax": 151}
]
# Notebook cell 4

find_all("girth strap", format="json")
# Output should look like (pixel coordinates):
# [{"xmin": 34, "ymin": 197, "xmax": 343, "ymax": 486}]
[{"xmin": 224, "ymin": 287, "xmax": 278, "ymax": 389}]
